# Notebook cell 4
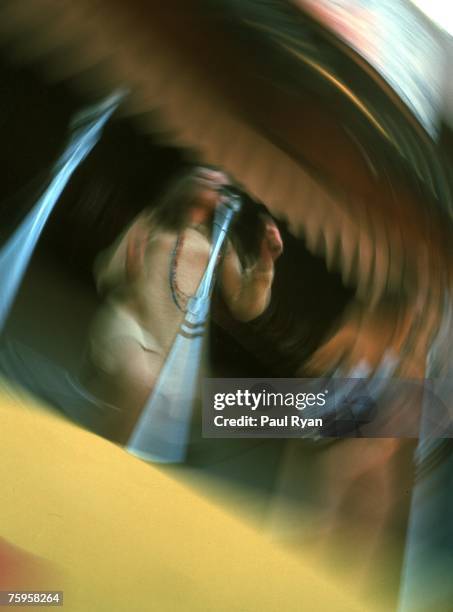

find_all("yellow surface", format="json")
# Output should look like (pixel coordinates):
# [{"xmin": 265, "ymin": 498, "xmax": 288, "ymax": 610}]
[{"xmin": 0, "ymin": 390, "xmax": 366, "ymax": 612}]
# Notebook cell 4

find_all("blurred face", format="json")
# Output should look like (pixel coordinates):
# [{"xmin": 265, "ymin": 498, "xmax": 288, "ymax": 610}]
[{"xmin": 193, "ymin": 167, "xmax": 231, "ymax": 211}]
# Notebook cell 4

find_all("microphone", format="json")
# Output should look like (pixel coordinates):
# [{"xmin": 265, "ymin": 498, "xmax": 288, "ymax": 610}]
[{"xmin": 219, "ymin": 185, "xmax": 242, "ymax": 211}]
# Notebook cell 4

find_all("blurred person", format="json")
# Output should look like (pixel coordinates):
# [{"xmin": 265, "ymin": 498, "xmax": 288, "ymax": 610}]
[{"xmin": 82, "ymin": 166, "xmax": 283, "ymax": 442}]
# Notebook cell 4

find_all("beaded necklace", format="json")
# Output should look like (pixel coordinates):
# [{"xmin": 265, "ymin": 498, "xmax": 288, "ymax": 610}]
[
  {"xmin": 169, "ymin": 231, "xmax": 189, "ymax": 311},
  {"xmin": 169, "ymin": 224, "xmax": 224, "ymax": 312}
]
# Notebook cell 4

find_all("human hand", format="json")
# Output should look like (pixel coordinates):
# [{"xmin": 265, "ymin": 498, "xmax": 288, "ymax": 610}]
[{"xmin": 259, "ymin": 214, "xmax": 283, "ymax": 266}]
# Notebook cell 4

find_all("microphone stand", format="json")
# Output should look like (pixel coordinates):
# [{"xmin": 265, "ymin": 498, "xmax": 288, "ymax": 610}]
[{"xmin": 127, "ymin": 190, "xmax": 242, "ymax": 463}]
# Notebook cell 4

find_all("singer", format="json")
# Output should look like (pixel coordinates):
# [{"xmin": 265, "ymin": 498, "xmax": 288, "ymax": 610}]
[{"xmin": 82, "ymin": 166, "xmax": 283, "ymax": 442}]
